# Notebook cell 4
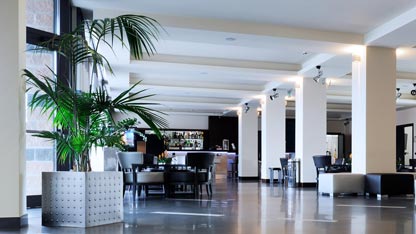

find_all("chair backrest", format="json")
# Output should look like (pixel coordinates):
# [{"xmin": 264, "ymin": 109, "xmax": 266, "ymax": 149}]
[
  {"xmin": 280, "ymin": 158, "xmax": 288, "ymax": 168},
  {"xmin": 186, "ymin": 152, "xmax": 215, "ymax": 169},
  {"xmin": 143, "ymin": 153, "xmax": 157, "ymax": 165},
  {"xmin": 410, "ymin": 159, "xmax": 416, "ymax": 167},
  {"xmin": 334, "ymin": 157, "xmax": 344, "ymax": 165},
  {"xmin": 312, "ymin": 155, "xmax": 332, "ymax": 168},
  {"xmin": 117, "ymin": 152, "xmax": 143, "ymax": 170}
]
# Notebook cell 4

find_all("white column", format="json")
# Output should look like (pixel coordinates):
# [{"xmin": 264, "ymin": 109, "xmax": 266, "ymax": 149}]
[
  {"xmin": 296, "ymin": 78, "xmax": 327, "ymax": 183},
  {"xmin": 238, "ymin": 104, "xmax": 258, "ymax": 178},
  {"xmin": 352, "ymin": 46, "xmax": 396, "ymax": 173},
  {"xmin": 0, "ymin": 0, "xmax": 26, "ymax": 226},
  {"xmin": 261, "ymin": 93, "xmax": 286, "ymax": 180}
]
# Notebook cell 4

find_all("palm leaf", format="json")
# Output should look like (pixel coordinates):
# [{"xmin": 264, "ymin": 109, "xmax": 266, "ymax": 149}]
[{"xmin": 25, "ymin": 14, "xmax": 168, "ymax": 171}]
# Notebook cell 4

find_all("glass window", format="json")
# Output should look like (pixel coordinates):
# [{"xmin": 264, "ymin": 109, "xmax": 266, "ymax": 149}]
[
  {"xmin": 25, "ymin": 44, "xmax": 56, "ymax": 196},
  {"xmin": 26, "ymin": 0, "xmax": 55, "ymax": 33},
  {"xmin": 25, "ymin": 134, "xmax": 54, "ymax": 195}
]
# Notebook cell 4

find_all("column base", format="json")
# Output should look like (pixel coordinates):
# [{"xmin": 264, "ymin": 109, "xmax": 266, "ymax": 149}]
[
  {"xmin": 0, "ymin": 214, "xmax": 28, "ymax": 229},
  {"xmin": 238, "ymin": 176, "xmax": 259, "ymax": 182},
  {"xmin": 298, "ymin": 182, "xmax": 317, "ymax": 187}
]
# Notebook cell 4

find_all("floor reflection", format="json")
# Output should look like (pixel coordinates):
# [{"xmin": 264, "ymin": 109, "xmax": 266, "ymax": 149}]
[{"xmin": 4, "ymin": 178, "xmax": 416, "ymax": 234}]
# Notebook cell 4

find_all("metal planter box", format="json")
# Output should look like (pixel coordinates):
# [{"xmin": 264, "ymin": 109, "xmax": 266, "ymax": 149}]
[{"xmin": 42, "ymin": 171, "xmax": 123, "ymax": 227}]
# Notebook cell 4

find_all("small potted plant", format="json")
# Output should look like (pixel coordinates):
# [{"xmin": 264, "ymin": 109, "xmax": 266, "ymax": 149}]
[
  {"xmin": 25, "ymin": 14, "xmax": 167, "ymax": 227},
  {"xmin": 158, "ymin": 150, "xmax": 173, "ymax": 164}
]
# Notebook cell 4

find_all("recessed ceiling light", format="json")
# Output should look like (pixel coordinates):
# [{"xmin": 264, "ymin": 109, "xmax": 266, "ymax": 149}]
[{"xmin": 225, "ymin": 37, "xmax": 236, "ymax": 41}]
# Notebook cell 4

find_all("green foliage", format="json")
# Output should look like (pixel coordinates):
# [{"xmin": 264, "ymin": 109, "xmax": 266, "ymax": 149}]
[{"xmin": 25, "ymin": 15, "xmax": 167, "ymax": 171}]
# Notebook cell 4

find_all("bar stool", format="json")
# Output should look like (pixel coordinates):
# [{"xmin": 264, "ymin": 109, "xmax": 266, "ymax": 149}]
[{"xmin": 269, "ymin": 167, "xmax": 282, "ymax": 185}]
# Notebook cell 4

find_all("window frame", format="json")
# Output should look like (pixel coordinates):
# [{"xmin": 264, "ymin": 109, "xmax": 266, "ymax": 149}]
[{"xmin": 25, "ymin": 0, "xmax": 73, "ymax": 207}]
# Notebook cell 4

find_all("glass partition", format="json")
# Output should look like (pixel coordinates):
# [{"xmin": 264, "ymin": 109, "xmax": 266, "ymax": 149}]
[{"xmin": 25, "ymin": 44, "xmax": 56, "ymax": 197}]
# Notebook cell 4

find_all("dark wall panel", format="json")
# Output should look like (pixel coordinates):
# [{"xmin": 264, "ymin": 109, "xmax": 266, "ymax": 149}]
[
  {"xmin": 286, "ymin": 119, "xmax": 296, "ymax": 152},
  {"xmin": 208, "ymin": 116, "xmax": 238, "ymax": 152}
]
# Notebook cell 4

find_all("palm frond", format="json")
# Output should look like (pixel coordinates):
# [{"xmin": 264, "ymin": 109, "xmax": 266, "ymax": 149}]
[{"xmin": 24, "ymin": 14, "xmax": 167, "ymax": 171}]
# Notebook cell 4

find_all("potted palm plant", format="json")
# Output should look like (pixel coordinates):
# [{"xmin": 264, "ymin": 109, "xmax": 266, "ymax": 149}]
[{"xmin": 25, "ymin": 15, "xmax": 167, "ymax": 227}]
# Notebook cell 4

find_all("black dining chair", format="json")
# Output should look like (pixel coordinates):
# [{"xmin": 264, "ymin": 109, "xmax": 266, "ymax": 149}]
[
  {"xmin": 312, "ymin": 155, "xmax": 346, "ymax": 187},
  {"xmin": 187, "ymin": 152, "xmax": 216, "ymax": 197},
  {"xmin": 164, "ymin": 152, "xmax": 215, "ymax": 198},
  {"xmin": 409, "ymin": 159, "xmax": 416, "ymax": 171},
  {"xmin": 312, "ymin": 155, "xmax": 332, "ymax": 187},
  {"xmin": 118, "ymin": 152, "xmax": 164, "ymax": 199},
  {"xmin": 117, "ymin": 152, "xmax": 143, "ymax": 199},
  {"xmin": 143, "ymin": 153, "xmax": 157, "ymax": 166}
]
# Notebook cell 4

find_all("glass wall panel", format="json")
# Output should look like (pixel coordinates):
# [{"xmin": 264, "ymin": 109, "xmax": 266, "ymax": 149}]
[
  {"xmin": 25, "ymin": 44, "xmax": 56, "ymax": 196},
  {"xmin": 26, "ymin": 0, "xmax": 55, "ymax": 33}
]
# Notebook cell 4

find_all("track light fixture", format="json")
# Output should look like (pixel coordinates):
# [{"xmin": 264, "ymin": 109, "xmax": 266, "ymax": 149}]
[
  {"xmin": 244, "ymin": 103, "xmax": 250, "ymax": 113},
  {"xmin": 269, "ymin": 88, "xmax": 279, "ymax": 100},
  {"xmin": 411, "ymin": 83, "xmax": 416, "ymax": 96},
  {"xmin": 286, "ymin": 89, "xmax": 293, "ymax": 98},
  {"xmin": 313, "ymin": 65, "xmax": 326, "ymax": 84},
  {"xmin": 396, "ymin": 88, "xmax": 402, "ymax": 99}
]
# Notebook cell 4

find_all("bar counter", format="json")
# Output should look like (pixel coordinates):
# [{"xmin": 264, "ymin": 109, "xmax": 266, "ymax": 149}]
[{"xmin": 167, "ymin": 151, "xmax": 237, "ymax": 178}]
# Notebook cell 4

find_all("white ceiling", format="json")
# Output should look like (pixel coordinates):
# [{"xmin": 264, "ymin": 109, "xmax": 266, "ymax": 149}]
[
  {"xmin": 74, "ymin": 0, "xmax": 416, "ymax": 33},
  {"xmin": 73, "ymin": 0, "xmax": 416, "ymax": 118}
]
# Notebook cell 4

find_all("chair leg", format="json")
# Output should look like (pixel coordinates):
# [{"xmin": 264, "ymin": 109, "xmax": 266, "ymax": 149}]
[
  {"xmin": 209, "ymin": 184, "xmax": 213, "ymax": 196},
  {"xmin": 145, "ymin": 185, "xmax": 149, "ymax": 197},
  {"xmin": 206, "ymin": 184, "xmax": 210, "ymax": 196},
  {"xmin": 123, "ymin": 184, "xmax": 126, "ymax": 198},
  {"xmin": 137, "ymin": 185, "xmax": 142, "ymax": 198},
  {"xmin": 132, "ymin": 184, "xmax": 137, "ymax": 200}
]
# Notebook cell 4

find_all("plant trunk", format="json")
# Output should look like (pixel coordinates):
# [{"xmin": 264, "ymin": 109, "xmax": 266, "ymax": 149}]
[{"xmin": 74, "ymin": 151, "xmax": 92, "ymax": 172}]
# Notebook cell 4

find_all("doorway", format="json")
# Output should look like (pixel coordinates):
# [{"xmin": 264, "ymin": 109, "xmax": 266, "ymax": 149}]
[{"xmin": 396, "ymin": 123, "xmax": 414, "ymax": 168}]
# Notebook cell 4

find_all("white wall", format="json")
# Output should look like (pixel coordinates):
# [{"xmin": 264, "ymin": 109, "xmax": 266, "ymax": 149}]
[
  {"xmin": 328, "ymin": 119, "xmax": 352, "ymax": 155},
  {"xmin": 397, "ymin": 107, "xmax": 416, "ymax": 126},
  {"xmin": 114, "ymin": 112, "xmax": 209, "ymax": 130},
  {"xmin": 397, "ymin": 107, "xmax": 416, "ymax": 161}
]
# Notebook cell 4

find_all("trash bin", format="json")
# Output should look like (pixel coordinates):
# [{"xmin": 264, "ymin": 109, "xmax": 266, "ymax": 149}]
[{"xmin": 287, "ymin": 159, "xmax": 299, "ymax": 187}]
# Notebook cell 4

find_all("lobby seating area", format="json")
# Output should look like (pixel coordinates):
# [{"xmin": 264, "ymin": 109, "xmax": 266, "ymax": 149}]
[
  {"xmin": 365, "ymin": 173, "xmax": 414, "ymax": 197},
  {"xmin": 118, "ymin": 152, "xmax": 216, "ymax": 199},
  {"xmin": 6, "ymin": 0, "xmax": 416, "ymax": 232},
  {"xmin": 318, "ymin": 173, "xmax": 365, "ymax": 196}
]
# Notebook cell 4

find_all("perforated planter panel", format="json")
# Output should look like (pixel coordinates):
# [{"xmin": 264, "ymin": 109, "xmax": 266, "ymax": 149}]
[{"xmin": 42, "ymin": 171, "xmax": 123, "ymax": 227}]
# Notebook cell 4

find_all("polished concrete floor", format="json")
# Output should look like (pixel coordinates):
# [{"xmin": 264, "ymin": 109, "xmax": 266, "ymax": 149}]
[{"xmin": 2, "ymin": 178, "xmax": 416, "ymax": 234}]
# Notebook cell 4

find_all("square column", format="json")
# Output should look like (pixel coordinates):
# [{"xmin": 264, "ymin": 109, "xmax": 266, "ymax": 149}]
[
  {"xmin": 296, "ymin": 78, "xmax": 327, "ymax": 183},
  {"xmin": 261, "ymin": 92, "xmax": 286, "ymax": 180},
  {"xmin": 0, "ymin": 0, "xmax": 27, "ymax": 227},
  {"xmin": 351, "ymin": 46, "xmax": 396, "ymax": 173},
  {"xmin": 238, "ymin": 104, "xmax": 258, "ymax": 178}
]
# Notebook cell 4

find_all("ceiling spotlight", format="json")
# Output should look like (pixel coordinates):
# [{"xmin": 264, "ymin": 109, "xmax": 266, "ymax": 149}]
[
  {"xmin": 269, "ymin": 88, "xmax": 279, "ymax": 100},
  {"xmin": 396, "ymin": 88, "xmax": 402, "ymax": 99},
  {"xmin": 313, "ymin": 65, "xmax": 326, "ymax": 84},
  {"xmin": 244, "ymin": 103, "xmax": 250, "ymax": 113},
  {"xmin": 411, "ymin": 83, "xmax": 416, "ymax": 96}
]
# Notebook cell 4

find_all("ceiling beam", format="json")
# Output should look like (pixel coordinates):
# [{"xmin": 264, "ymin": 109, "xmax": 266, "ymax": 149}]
[
  {"xmin": 93, "ymin": 9, "xmax": 363, "ymax": 45},
  {"xmin": 365, "ymin": 6, "xmax": 416, "ymax": 46},
  {"xmin": 128, "ymin": 55, "xmax": 300, "ymax": 76},
  {"xmin": 128, "ymin": 84, "xmax": 261, "ymax": 99},
  {"xmin": 140, "ymin": 54, "xmax": 300, "ymax": 71},
  {"xmin": 298, "ymin": 53, "xmax": 336, "ymax": 76},
  {"xmin": 142, "ymin": 100, "xmax": 235, "ymax": 109}
]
